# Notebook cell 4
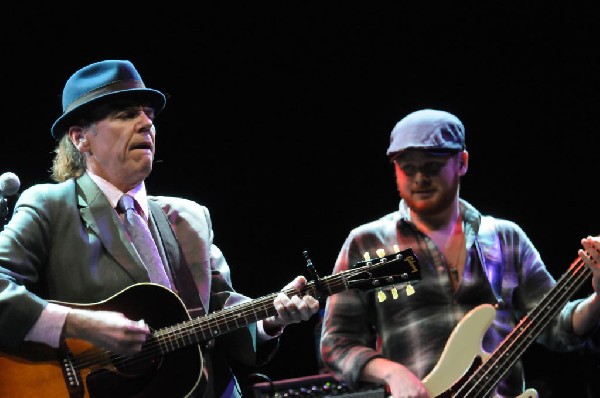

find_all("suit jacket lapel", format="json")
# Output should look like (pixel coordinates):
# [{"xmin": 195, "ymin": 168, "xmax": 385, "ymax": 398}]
[
  {"xmin": 147, "ymin": 201, "xmax": 177, "ymax": 281},
  {"xmin": 77, "ymin": 174, "xmax": 151, "ymax": 283},
  {"xmin": 149, "ymin": 200, "xmax": 207, "ymax": 315}
]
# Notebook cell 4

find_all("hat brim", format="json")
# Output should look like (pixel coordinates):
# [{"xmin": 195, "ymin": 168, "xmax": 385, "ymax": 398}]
[
  {"xmin": 389, "ymin": 147, "xmax": 462, "ymax": 159},
  {"xmin": 51, "ymin": 88, "xmax": 166, "ymax": 139}
]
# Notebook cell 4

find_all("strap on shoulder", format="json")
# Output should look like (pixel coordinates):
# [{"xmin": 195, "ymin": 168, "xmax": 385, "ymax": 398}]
[{"xmin": 475, "ymin": 215, "xmax": 504, "ymax": 307}]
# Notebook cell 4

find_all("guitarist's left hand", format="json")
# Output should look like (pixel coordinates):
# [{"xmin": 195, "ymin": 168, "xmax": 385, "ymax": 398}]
[{"xmin": 262, "ymin": 275, "xmax": 320, "ymax": 337}]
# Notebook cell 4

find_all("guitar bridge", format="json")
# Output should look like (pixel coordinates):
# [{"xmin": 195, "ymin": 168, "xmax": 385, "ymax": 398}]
[{"xmin": 58, "ymin": 342, "xmax": 84, "ymax": 397}]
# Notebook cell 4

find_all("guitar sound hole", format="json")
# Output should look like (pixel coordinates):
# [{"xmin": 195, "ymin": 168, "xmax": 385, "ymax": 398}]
[
  {"xmin": 112, "ymin": 338, "xmax": 164, "ymax": 377},
  {"xmin": 85, "ymin": 350, "xmax": 164, "ymax": 398}
]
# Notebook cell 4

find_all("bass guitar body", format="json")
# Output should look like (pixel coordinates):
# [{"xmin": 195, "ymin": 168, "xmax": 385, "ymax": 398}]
[{"xmin": 422, "ymin": 304, "xmax": 537, "ymax": 398}]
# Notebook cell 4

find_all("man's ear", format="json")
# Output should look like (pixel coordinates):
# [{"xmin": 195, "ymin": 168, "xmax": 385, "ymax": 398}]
[
  {"xmin": 68, "ymin": 127, "xmax": 88, "ymax": 151},
  {"xmin": 458, "ymin": 151, "xmax": 469, "ymax": 176}
]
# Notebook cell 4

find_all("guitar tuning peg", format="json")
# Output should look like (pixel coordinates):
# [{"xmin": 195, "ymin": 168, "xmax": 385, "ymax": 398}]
[
  {"xmin": 376, "ymin": 248, "xmax": 386, "ymax": 258},
  {"xmin": 377, "ymin": 289, "xmax": 387, "ymax": 302},
  {"xmin": 393, "ymin": 245, "xmax": 400, "ymax": 253},
  {"xmin": 391, "ymin": 286, "xmax": 399, "ymax": 299},
  {"xmin": 406, "ymin": 283, "xmax": 415, "ymax": 296},
  {"xmin": 363, "ymin": 252, "xmax": 371, "ymax": 261}
]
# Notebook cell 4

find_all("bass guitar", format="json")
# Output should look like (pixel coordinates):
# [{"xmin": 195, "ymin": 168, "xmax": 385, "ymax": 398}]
[
  {"xmin": 0, "ymin": 248, "xmax": 421, "ymax": 398},
  {"xmin": 422, "ymin": 254, "xmax": 591, "ymax": 397}
]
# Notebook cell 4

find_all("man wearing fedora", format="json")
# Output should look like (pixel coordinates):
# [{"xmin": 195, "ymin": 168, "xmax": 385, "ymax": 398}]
[{"xmin": 0, "ymin": 59, "xmax": 320, "ymax": 398}]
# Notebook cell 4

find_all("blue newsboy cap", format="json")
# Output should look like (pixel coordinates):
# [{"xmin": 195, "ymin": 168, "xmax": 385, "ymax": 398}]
[
  {"xmin": 51, "ymin": 60, "xmax": 166, "ymax": 138},
  {"xmin": 387, "ymin": 109, "xmax": 465, "ymax": 157}
]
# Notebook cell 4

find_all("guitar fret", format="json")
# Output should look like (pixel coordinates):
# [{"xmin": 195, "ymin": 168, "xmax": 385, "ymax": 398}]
[
  {"xmin": 185, "ymin": 327, "xmax": 194, "ymax": 345},
  {"xmin": 168, "ymin": 327, "xmax": 178, "ymax": 351},
  {"xmin": 174, "ymin": 328, "xmax": 187, "ymax": 349},
  {"xmin": 157, "ymin": 335, "xmax": 167, "ymax": 354},
  {"xmin": 233, "ymin": 312, "xmax": 243, "ymax": 328}
]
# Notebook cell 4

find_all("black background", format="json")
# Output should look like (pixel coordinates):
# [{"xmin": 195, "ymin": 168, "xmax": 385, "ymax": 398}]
[{"xmin": 2, "ymin": 2, "xmax": 600, "ymax": 396}]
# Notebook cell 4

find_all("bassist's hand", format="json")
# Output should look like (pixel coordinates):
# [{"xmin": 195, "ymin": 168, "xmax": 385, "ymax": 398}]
[
  {"xmin": 63, "ymin": 309, "xmax": 150, "ymax": 355},
  {"xmin": 580, "ymin": 236, "xmax": 600, "ymax": 296},
  {"xmin": 575, "ymin": 236, "xmax": 600, "ymax": 335},
  {"xmin": 363, "ymin": 357, "xmax": 430, "ymax": 398}
]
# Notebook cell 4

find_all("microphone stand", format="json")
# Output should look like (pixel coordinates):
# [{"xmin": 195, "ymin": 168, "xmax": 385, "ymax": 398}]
[{"xmin": 0, "ymin": 197, "xmax": 7, "ymax": 230}]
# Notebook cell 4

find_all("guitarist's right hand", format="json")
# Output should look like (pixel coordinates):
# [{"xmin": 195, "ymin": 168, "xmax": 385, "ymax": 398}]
[
  {"xmin": 63, "ymin": 308, "xmax": 150, "ymax": 355},
  {"xmin": 362, "ymin": 357, "xmax": 430, "ymax": 398}
]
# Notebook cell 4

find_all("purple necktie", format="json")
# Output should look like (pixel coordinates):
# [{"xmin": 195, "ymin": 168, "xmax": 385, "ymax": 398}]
[{"xmin": 118, "ymin": 194, "xmax": 172, "ymax": 289}]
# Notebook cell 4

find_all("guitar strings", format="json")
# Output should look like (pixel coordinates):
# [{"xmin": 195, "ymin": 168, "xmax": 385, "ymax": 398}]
[
  {"xmin": 456, "ymin": 256, "xmax": 591, "ymax": 397},
  {"xmin": 69, "ymin": 260, "xmax": 406, "ymax": 374}
]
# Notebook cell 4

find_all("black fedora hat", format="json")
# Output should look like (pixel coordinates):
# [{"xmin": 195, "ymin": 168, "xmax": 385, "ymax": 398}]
[{"xmin": 51, "ymin": 60, "xmax": 166, "ymax": 139}]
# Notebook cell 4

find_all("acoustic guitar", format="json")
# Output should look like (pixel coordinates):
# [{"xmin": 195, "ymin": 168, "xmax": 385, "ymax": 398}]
[{"xmin": 0, "ymin": 248, "xmax": 421, "ymax": 398}]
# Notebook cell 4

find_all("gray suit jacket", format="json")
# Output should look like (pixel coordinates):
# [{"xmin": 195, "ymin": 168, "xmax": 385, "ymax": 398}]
[{"xmin": 0, "ymin": 173, "xmax": 275, "ymax": 397}]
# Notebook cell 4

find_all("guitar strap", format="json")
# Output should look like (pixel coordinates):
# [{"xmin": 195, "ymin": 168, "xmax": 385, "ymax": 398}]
[
  {"xmin": 474, "ymin": 215, "xmax": 504, "ymax": 308},
  {"xmin": 148, "ymin": 200, "xmax": 206, "ymax": 317}
]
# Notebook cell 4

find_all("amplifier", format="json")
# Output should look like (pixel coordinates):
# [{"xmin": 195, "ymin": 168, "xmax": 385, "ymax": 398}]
[{"xmin": 252, "ymin": 373, "xmax": 386, "ymax": 398}]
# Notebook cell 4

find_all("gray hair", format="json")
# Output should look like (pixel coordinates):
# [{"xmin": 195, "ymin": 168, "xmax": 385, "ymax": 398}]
[{"xmin": 50, "ymin": 134, "xmax": 86, "ymax": 182}]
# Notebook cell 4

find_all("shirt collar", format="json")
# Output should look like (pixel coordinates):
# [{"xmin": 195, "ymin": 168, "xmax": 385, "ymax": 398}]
[
  {"xmin": 87, "ymin": 172, "xmax": 150, "ymax": 220},
  {"xmin": 397, "ymin": 198, "xmax": 481, "ymax": 232}
]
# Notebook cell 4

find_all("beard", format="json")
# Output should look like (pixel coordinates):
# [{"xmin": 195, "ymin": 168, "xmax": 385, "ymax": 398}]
[{"xmin": 400, "ymin": 174, "xmax": 460, "ymax": 216}]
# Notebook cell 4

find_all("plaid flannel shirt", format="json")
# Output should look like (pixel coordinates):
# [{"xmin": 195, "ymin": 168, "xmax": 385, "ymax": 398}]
[{"xmin": 320, "ymin": 199, "xmax": 586, "ymax": 396}]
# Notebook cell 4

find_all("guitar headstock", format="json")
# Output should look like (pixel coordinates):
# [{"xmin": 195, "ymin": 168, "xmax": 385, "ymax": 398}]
[{"xmin": 348, "ymin": 247, "xmax": 421, "ymax": 300}]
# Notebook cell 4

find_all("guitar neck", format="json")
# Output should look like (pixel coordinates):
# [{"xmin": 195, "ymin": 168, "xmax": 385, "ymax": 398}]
[
  {"xmin": 200, "ymin": 280, "xmax": 332, "ymax": 337},
  {"xmin": 153, "ymin": 248, "xmax": 421, "ymax": 354},
  {"xmin": 151, "ymin": 248, "xmax": 420, "ymax": 355},
  {"xmin": 153, "ymin": 272, "xmax": 347, "ymax": 353}
]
